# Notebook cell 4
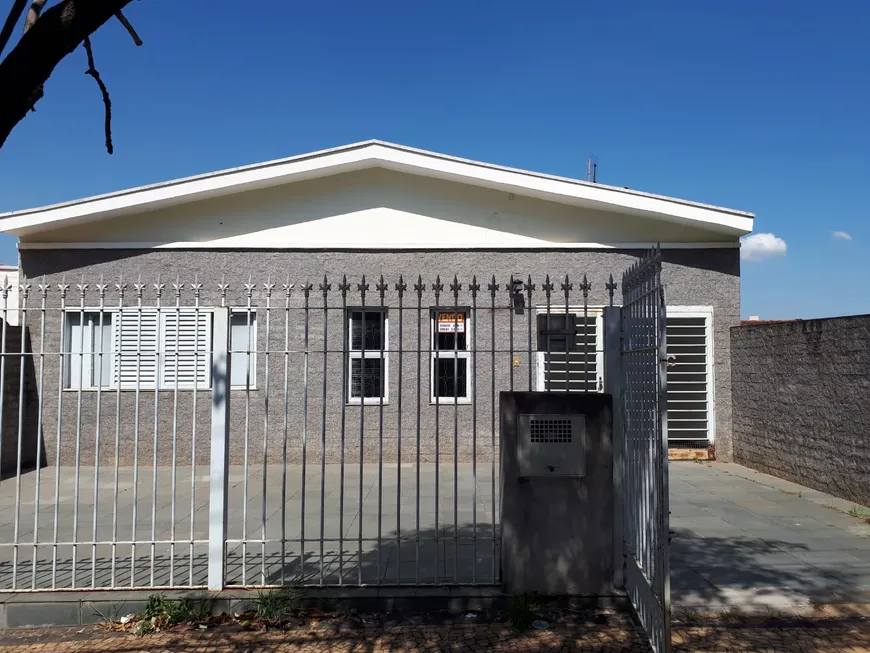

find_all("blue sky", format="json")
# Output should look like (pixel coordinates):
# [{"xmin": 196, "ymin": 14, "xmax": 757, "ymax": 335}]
[{"xmin": 0, "ymin": 0, "xmax": 867, "ymax": 319}]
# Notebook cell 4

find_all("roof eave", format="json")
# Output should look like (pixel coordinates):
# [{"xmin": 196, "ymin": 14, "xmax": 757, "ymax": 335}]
[{"xmin": 0, "ymin": 140, "xmax": 755, "ymax": 237}]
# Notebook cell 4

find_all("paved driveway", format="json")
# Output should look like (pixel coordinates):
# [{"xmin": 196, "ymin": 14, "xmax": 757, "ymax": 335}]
[
  {"xmin": 670, "ymin": 462, "xmax": 870, "ymax": 610},
  {"xmin": 3, "ymin": 459, "xmax": 869, "ymax": 605}
]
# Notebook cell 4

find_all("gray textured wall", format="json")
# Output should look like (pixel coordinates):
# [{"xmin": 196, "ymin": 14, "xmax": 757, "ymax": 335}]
[
  {"xmin": 19, "ymin": 248, "xmax": 739, "ymax": 466},
  {"xmin": 731, "ymin": 316, "xmax": 870, "ymax": 505}
]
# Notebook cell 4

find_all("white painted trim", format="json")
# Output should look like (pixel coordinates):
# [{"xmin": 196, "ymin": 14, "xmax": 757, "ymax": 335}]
[
  {"xmin": 668, "ymin": 306, "xmax": 716, "ymax": 314},
  {"xmin": 666, "ymin": 305, "xmax": 715, "ymax": 445},
  {"xmin": 429, "ymin": 353, "xmax": 473, "ymax": 405},
  {"xmin": 596, "ymin": 315, "xmax": 605, "ymax": 391},
  {"xmin": 17, "ymin": 241, "xmax": 741, "ymax": 250},
  {"xmin": 63, "ymin": 309, "xmax": 114, "ymax": 391},
  {"xmin": 429, "ymin": 309, "xmax": 473, "ymax": 405},
  {"xmin": 346, "ymin": 310, "xmax": 390, "ymax": 405},
  {"xmin": 0, "ymin": 141, "xmax": 754, "ymax": 237},
  {"xmin": 533, "ymin": 307, "xmax": 604, "ymax": 392},
  {"xmin": 229, "ymin": 308, "xmax": 258, "ymax": 391}
]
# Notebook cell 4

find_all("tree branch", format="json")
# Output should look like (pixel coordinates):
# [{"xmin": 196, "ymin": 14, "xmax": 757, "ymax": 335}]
[
  {"xmin": 0, "ymin": 0, "xmax": 28, "ymax": 56},
  {"xmin": 115, "ymin": 9, "xmax": 141, "ymax": 46},
  {"xmin": 82, "ymin": 35, "xmax": 112, "ymax": 154},
  {"xmin": 23, "ymin": 0, "xmax": 48, "ymax": 34},
  {"xmin": 0, "ymin": 0, "xmax": 133, "ymax": 150}
]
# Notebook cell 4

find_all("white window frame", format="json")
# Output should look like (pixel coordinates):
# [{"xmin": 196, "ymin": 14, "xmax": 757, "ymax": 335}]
[
  {"xmin": 429, "ymin": 309, "xmax": 472, "ymax": 405},
  {"xmin": 534, "ymin": 307, "xmax": 604, "ymax": 392},
  {"xmin": 230, "ymin": 308, "xmax": 258, "ymax": 390},
  {"xmin": 666, "ymin": 305, "xmax": 715, "ymax": 444},
  {"xmin": 346, "ymin": 309, "xmax": 389, "ymax": 405},
  {"xmin": 62, "ymin": 307, "xmax": 258, "ymax": 391},
  {"xmin": 63, "ymin": 310, "xmax": 115, "ymax": 390}
]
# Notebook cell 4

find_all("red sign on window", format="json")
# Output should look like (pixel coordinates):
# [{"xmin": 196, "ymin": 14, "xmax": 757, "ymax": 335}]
[{"xmin": 437, "ymin": 312, "xmax": 465, "ymax": 333}]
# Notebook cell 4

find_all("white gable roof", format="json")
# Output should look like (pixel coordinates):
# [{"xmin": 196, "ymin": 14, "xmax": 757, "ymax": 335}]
[{"xmin": 0, "ymin": 140, "xmax": 753, "ymax": 240}]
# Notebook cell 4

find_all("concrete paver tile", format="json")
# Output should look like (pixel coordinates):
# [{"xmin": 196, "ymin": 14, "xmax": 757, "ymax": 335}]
[{"xmin": 670, "ymin": 463, "xmax": 870, "ymax": 611}]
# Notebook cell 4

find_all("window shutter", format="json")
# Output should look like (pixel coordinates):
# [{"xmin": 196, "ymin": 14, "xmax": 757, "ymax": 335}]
[
  {"xmin": 542, "ymin": 315, "xmax": 599, "ymax": 391},
  {"xmin": 666, "ymin": 316, "xmax": 710, "ymax": 448},
  {"xmin": 536, "ymin": 313, "xmax": 576, "ymax": 351},
  {"xmin": 161, "ymin": 311, "xmax": 212, "ymax": 388},
  {"xmin": 115, "ymin": 310, "xmax": 159, "ymax": 388}
]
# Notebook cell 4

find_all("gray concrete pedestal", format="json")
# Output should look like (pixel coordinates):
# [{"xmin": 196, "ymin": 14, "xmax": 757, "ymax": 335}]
[{"xmin": 499, "ymin": 392, "xmax": 614, "ymax": 595}]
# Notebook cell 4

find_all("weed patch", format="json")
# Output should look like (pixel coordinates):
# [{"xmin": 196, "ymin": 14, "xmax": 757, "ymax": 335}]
[{"xmin": 504, "ymin": 594, "xmax": 540, "ymax": 631}]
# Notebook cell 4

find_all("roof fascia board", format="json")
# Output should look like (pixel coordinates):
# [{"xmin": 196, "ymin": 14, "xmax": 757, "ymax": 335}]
[
  {"xmin": 2, "ymin": 148, "xmax": 377, "ymax": 234},
  {"xmin": 372, "ymin": 146, "xmax": 752, "ymax": 234},
  {"xmin": 0, "ymin": 141, "xmax": 754, "ymax": 236},
  {"xmin": 18, "ymin": 241, "xmax": 740, "ymax": 250}
]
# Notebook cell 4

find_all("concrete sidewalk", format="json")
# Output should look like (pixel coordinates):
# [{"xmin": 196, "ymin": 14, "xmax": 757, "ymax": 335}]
[
  {"xmin": 0, "ymin": 464, "xmax": 500, "ymax": 590},
  {"xmin": 3, "ymin": 458, "xmax": 869, "ymax": 614},
  {"xmin": 670, "ymin": 462, "xmax": 870, "ymax": 611}
]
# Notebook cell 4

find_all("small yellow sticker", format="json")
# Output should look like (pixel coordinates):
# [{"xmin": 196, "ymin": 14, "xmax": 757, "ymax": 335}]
[{"xmin": 513, "ymin": 355, "xmax": 521, "ymax": 367}]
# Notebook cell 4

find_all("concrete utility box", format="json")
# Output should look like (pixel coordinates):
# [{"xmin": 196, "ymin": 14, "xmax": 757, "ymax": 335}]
[{"xmin": 500, "ymin": 392, "xmax": 613, "ymax": 596}]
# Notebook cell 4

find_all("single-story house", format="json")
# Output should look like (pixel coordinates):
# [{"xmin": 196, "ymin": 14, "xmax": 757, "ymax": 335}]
[{"xmin": 0, "ymin": 140, "xmax": 753, "ymax": 468}]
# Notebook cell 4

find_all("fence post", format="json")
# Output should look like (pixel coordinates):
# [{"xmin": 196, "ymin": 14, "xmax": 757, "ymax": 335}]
[
  {"xmin": 603, "ymin": 306, "xmax": 624, "ymax": 590},
  {"xmin": 208, "ymin": 307, "xmax": 232, "ymax": 590}
]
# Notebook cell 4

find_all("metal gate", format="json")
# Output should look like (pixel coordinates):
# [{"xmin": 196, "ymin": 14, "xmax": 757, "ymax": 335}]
[{"xmin": 620, "ymin": 248, "xmax": 671, "ymax": 653}]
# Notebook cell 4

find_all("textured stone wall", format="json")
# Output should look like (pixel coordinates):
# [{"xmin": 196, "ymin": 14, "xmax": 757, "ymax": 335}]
[
  {"xmin": 731, "ymin": 316, "xmax": 870, "ymax": 505},
  {"xmin": 19, "ymin": 248, "xmax": 739, "ymax": 466}
]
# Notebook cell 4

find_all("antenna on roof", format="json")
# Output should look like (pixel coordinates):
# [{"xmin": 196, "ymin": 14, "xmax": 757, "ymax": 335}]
[{"xmin": 586, "ymin": 153, "xmax": 599, "ymax": 183}]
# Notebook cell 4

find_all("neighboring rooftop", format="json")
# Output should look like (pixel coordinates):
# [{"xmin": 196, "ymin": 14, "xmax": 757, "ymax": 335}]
[{"xmin": 740, "ymin": 319, "xmax": 799, "ymax": 325}]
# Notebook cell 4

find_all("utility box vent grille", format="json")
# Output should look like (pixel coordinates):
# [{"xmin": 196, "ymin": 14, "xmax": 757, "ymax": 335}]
[
  {"xmin": 529, "ymin": 418, "xmax": 573, "ymax": 443},
  {"xmin": 518, "ymin": 413, "xmax": 585, "ymax": 477}
]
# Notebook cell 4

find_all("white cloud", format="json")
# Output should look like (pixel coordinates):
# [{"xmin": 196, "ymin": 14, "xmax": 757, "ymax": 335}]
[
  {"xmin": 740, "ymin": 233, "xmax": 787, "ymax": 262},
  {"xmin": 832, "ymin": 231, "xmax": 853, "ymax": 241}
]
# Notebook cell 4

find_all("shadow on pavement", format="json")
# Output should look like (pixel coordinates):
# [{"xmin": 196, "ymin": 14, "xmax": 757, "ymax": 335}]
[{"xmin": 670, "ymin": 526, "xmax": 864, "ymax": 607}]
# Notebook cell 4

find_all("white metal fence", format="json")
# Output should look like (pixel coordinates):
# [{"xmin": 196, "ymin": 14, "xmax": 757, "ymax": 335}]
[
  {"xmin": 0, "ymin": 272, "xmax": 612, "ymax": 591},
  {"xmin": 0, "ymin": 260, "xmax": 673, "ymax": 649}
]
